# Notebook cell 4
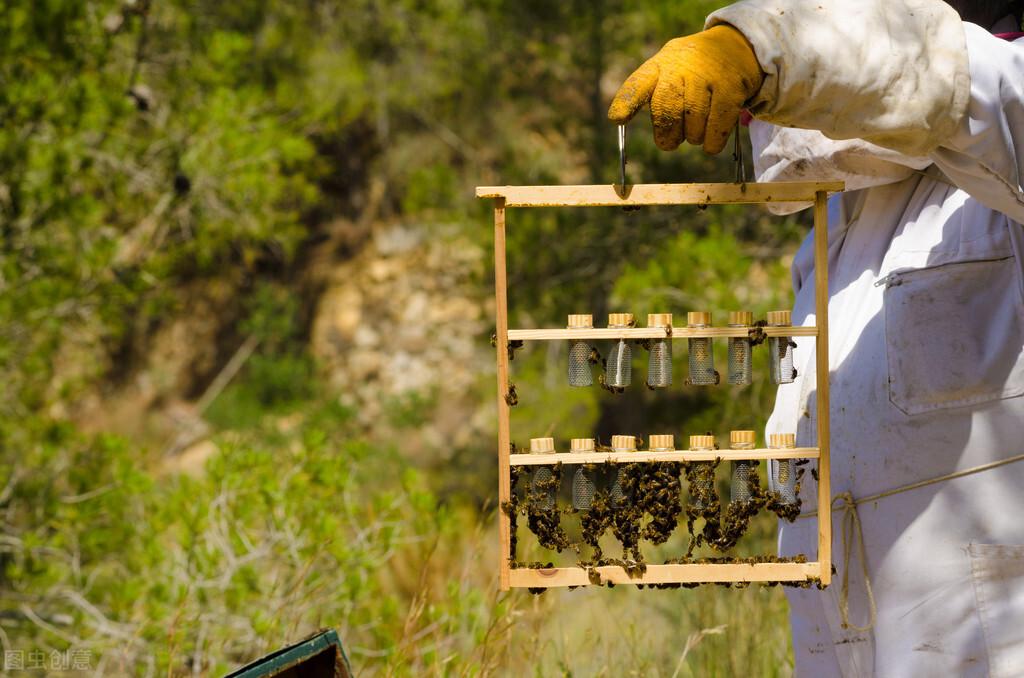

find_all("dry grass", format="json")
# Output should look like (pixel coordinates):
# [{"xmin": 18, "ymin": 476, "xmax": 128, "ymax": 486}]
[{"xmin": 372, "ymin": 501, "xmax": 793, "ymax": 676}]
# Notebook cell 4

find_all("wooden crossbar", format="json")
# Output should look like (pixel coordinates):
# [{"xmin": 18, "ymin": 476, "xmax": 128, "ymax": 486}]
[
  {"xmin": 509, "ymin": 448, "xmax": 819, "ymax": 466},
  {"xmin": 506, "ymin": 326, "xmax": 817, "ymax": 341},
  {"xmin": 475, "ymin": 182, "xmax": 843, "ymax": 207},
  {"xmin": 509, "ymin": 562, "xmax": 821, "ymax": 588}
]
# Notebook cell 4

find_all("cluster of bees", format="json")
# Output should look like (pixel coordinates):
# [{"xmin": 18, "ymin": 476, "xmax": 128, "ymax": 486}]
[{"xmin": 524, "ymin": 432, "xmax": 798, "ymax": 509}]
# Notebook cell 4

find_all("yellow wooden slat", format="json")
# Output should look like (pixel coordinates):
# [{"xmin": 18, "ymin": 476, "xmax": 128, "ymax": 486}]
[
  {"xmin": 506, "ymin": 326, "xmax": 817, "ymax": 341},
  {"xmin": 508, "ymin": 562, "xmax": 821, "ymax": 588},
  {"xmin": 510, "ymin": 448, "xmax": 818, "ymax": 465},
  {"xmin": 475, "ymin": 182, "xmax": 844, "ymax": 207}
]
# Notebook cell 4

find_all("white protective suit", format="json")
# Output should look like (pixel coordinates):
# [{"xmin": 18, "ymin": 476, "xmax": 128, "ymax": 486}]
[{"xmin": 704, "ymin": 1, "xmax": 1024, "ymax": 675}]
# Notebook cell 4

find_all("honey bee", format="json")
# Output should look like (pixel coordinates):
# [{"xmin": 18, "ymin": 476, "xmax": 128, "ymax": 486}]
[
  {"xmin": 598, "ymin": 373, "xmax": 625, "ymax": 394},
  {"xmin": 748, "ymin": 320, "xmax": 768, "ymax": 346},
  {"xmin": 505, "ymin": 384, "xmax": 519, "ymax": 406}
]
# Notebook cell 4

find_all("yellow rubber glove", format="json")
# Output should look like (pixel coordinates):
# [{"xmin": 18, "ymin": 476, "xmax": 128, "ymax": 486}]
[{"xmin": 608, "ymin": 25, "xmax": 764, "ymax": 155}]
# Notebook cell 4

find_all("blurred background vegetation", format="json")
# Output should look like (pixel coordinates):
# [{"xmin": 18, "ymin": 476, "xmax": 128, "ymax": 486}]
[{"xmin": 1, "ymin": 0, "xmax": 811, "ymax": 674}]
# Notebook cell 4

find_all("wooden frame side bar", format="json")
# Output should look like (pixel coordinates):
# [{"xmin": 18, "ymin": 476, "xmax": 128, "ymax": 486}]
[
  {"xmin": 510, "ymin": 448, "xmax": 819, "ymax": 466},
  {"xmin": 508, "ymin": 562, "xmax": 821, "ymax": 588},
  {"xmin": 814, "ymin": 191, "xmax": 832, "ymax": 586},
  {"xmin": 494, "ymin": 199, "xmax": 512, "ymax": 591},
  {"xmin": 506, "ymin": 326, "xmax": 817, "ymax": 341},
  {"xmin": 475, "ymin": 182, "xmax": 844, "ymax": 208}
]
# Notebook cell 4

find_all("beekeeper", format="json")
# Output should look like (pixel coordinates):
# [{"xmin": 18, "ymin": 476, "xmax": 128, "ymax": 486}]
[{"xmin": 610, "ymin": 0, "xmax": 1024, "ymax": 674}]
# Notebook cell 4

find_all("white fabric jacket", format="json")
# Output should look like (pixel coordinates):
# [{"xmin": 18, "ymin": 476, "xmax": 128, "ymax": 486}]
[{"xmin": 705, "ymin": 1, "xmax": 1024, "ymax": 675}]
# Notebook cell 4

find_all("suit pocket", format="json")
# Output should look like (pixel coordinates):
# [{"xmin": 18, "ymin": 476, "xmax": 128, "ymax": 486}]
[
  {"xmin": 883, "ymin": 256, "xmax": 1024, "ymax": 415},
  {"xmin": 969, "ymin": 543, "xmax": 1024, "ymax": 678}
]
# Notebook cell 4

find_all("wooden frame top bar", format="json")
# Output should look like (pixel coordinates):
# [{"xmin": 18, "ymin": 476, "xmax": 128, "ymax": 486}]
[
  {"xmin": 506, "ymin": 326, "xmax": 817, "ymax": 341},
  {"xmin": 510, "ymin": 447, "xmax": 818, "ymax": 466},
  {"xmin": 475, "ymin": 182, "xmax": 844, "ymax": 208},
  {"xmin": 508, "ymin": 562, "xmax": 820, "ymax": 588}
]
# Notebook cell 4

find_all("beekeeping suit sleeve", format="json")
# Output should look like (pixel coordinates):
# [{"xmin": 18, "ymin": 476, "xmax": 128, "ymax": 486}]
[
  {"xmin": 706, "ymin": 0, "xmax": 970, "ymax": 157},
  {"xmin": 931, "ymin": 24, "xmax": 1024, "ymax": 224},
  {"xmin": 747, "ymin": 124, "xmax": 935, "ymax": 215},
  {"xmin": 710, "ymin": 1, "xmax": 1024, "ymax": 225}
]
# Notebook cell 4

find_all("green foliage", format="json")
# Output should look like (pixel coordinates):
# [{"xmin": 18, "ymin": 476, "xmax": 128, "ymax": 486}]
[
  {"xmin": 0, "ymin": 0, "xmax": 322, "ymax": 419},
  {"xmin": 206, "ymin": 283, "xmax": 317, "ymax": 429},
  {"xmin": 0, "ymin": 0, "xmax": 810, "ymax": 673},
  {"xmin": 1, "ymin": 402, "xmax": 518, "ymax": 674},
  {"xmin": 385, "ymin": 389, "xmax": 438, "ymax": 430}
]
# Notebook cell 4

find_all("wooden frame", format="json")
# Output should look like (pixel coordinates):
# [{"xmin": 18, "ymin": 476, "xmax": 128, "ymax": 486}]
[{"xmin": 478, "ymin": 181, "xmax": 841, "ymax": 590}]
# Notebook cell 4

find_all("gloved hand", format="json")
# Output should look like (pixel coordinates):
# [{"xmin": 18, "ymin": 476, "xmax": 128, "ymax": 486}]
[{"xmin": 608, "ymin": 25, "xmax": 764, "ymax": 155}]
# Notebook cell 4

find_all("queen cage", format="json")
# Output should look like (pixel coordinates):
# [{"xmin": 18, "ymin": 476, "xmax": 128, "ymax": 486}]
[
  {"xmin": 604, "ymin": 313, "xmax": 633, "ymax": 388},
  {"xmin": 770, "ymin": 433, "xmax": 799, "ymax": 505},
  {"xmin": 570, "ymin": 438, "xmax": 598, "ymax": 510},
  {"xmin": 646, "ymin": 313, "xmax": 673, "ymax": 388},
  {"xmin": 479, "ymin": 179, "xmax": 840, "ymax": 590},
  {"xmin": 567, "ymin": 314, "xmax": 594, "ymax": 387},
  {"xmin": 768, "ymin": 310, "xmax": 796, "ymax": 385},
  {"xmin": 528, "ymin": 438, "xmax": 556, "ymax": 511},
  {"xmin": 687, "ymin": 311, "xmax": 717, "ymax": 385},
  {"xmin": 730, "ymin": 430, "xmax": 757, "ymax": 504},
  {"xmin": 608, "ymin": 435, "xmax": 638, "ymax": 506},
  {"xmin": 728, "ymin": 311, "xmax": 754, "ymax": 385},
  {"xmin": 688, "ymin": 434, "xmax": 716, "ymax": 511}
]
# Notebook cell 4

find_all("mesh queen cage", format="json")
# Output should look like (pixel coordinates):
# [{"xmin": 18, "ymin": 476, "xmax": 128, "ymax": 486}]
[
  {"xmin": 567, "ymin": 314, "xmax": 594, "ymax": 387},
  {"xmin": 727, "ymin": 311, "xmax": 753, "ymax": 386},
  {"xmin": 608, "ymin": 435, "xmax": 637, "ymax": 507},
  {"xmin": 688, "ymin": 434, "xmax": 716, "ymax": 510},
  {"xmin": 729, "ymin": 430, "xmax": 756, "ymax": 504},
  {"xmin": 528, "ymin": 438, "xmax": 557, "ymax": 510},
  {"xmin": 769, "ymin": 432, "xmax": 798, "ymax": 505},
  {"xmin": 605, "ymin": 313, "xmax": 633, "ymax": 388},
  {"xmin": 646, "ymin": 313, "xmax": 673, "ymax": 388},
  {"xmin": 687, "ymin": 311, "xmax": 716, "ymax": 385},
  {"xmin": 570, "ymin": 438, "xmax": 597, "ymax": 510},
  {"xmin": 768, "ymin": 310, "xmax": 795, "ymax": 385}
]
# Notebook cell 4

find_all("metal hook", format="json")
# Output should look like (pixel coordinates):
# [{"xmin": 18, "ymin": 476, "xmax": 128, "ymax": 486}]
[
  {"xmin": 733, "ymin": 121, "xmax": 746, "ymax": 184},
  {"xmin": 618, "ymin": 124, "xmax": 627, "ymax": 187}
]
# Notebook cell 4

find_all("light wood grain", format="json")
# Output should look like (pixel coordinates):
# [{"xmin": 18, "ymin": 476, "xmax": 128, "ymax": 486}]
[
  {"xmin": 506, "ymin": 326, "xmax": 817, "ymax": 341},
  {"xmin": 475, "ymin": 182, "xmax": 845, "ymax": 207},
  {"xmin": 494, "ymin": 199, "xmax": 512, "ymax": 591},
  {"xmin": 814, "ymin": 191, "xmax": 832, "ymax": 586},
  {"xmin": 509, "ymin": 448, "xmax": 819, "ymax": 465},
  {"xmin": 508, "ymin": 562, "xmax": 821, "ymax": 587}
]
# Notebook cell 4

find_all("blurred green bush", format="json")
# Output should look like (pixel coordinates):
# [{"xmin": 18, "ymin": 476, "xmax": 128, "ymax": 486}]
[{"xmin": 0, "ymin": 0, "xmax": 806, "ymax": 673}]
